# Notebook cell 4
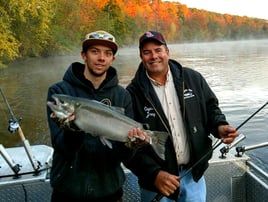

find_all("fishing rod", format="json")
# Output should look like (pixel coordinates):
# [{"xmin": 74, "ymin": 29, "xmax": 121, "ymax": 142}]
[
  {"xmin": 219, "ymin": 101, "xmax": 268, "ymax": 158},
  {"xmin": 234, "ymin": 101, "xmax": 268, "ymax": 130},
  {"xmin": 0, "ymin": 87, "xmax": 41, "ymax": 172},
  {"xmin": 151, "ymin": 101, "xmax": 268, "ymax": 202},
  {"xmin": 150, "ymin": 139, "xmax": 222, "ymax": 202},
  {"xmin": 0, "ymin": 144, "xmax": 21, "ymax": 176}
]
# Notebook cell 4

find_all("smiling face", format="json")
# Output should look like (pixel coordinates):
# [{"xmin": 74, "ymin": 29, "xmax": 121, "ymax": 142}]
[
  {"xmin": 140, "ymin": 41, "xmax": 170, "ymax": 82},
  {"xmin": 81, "ymin": 44, "xmax": 115, "ymax": 78}
]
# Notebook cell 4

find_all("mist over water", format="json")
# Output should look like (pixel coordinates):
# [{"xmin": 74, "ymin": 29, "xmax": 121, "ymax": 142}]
[{"xmin": 0, "ymin": 39, "xmax": 268, "ymax": 171}]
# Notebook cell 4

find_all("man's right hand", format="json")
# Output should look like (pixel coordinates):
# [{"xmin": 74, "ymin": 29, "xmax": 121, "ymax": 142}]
[
  {"xmin": 154, "ymin": 170, "xmax": 180, "ymax": 196},
  {"xmin": 50, "ymin": 112, "xmax": 80, "ymax": 131},
  {"xmin": 50, "ymin": 112, "xmax": 66, "ymax": 127}
]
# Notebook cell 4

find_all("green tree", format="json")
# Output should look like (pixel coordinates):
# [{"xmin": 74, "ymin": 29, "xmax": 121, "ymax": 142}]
[
  {"xmin": 0, "ymin": 0, "xmax": 57, "ymax": 66},
  {"xmin": 0, "ymin": 3, "xmax": 20, "ymax": 66}
]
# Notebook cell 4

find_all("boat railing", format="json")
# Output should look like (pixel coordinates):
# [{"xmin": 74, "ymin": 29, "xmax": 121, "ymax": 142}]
[{"xmin": 245, "ymin": 160, "xmax": 268, "ymax": 202}]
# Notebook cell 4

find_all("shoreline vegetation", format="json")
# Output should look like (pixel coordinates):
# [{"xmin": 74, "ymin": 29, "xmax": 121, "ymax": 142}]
[{"xmin": 1, "ymin": 0, "xmax": 267, "ymax": 67}]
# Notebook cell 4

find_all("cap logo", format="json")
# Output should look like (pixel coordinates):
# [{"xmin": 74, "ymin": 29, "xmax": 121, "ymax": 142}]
[
  {"xmin": 139, "ymin": 31, "xmax": 166, "ymax": 48},
  {"xmin": 145, "ymin": 31, "xmax": 154, "ymax": 38}
]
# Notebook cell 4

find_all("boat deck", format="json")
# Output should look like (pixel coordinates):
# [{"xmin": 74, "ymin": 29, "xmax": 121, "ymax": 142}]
[{"xmin": 1, "ymin": 145, "xmax": 268, "ymax": 202}]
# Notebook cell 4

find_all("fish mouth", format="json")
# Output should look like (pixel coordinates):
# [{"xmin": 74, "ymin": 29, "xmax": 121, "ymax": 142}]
[
  {"xmin": 51, "ymin": 95, "xmax": 61, "ymax": 105},
  {"xmin": 47, "ymin": 96, "xmax": 61, "ymax": 111},
  {"xmin": 47, "ymin": 94, "xmax": 75, "ymax": 121},
  {"xmin": 49, "ymin": 95, "xmax": 70, "ymax": 110}
]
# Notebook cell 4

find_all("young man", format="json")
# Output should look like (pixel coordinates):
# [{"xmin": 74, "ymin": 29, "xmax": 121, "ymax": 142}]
[
  {"xmin": 46, "ymin": 30, "xmax": 146, "ymax": 202},
  {"xmin": 125, "ymin": 31, "xmax": 239, "ymax": 202}
]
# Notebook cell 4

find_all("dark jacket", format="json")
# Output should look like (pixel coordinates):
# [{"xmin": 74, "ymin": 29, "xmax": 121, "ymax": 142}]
[
  {"xmin": 47, "ymin": 62, "xmax": 133, "ymax": 201},
  {"xmin": 125, "ymin": 59, "xmax": 228, "ymax": 198}
]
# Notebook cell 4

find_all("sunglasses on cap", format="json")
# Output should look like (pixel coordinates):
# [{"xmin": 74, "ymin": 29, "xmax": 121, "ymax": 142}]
[
  {"xmin": 83, "ymin": 30, "xmax": 118, "ymax": 54},
  {"xmin": 86, "ymin": 31, "xmax": 115, "ymax": 42}
]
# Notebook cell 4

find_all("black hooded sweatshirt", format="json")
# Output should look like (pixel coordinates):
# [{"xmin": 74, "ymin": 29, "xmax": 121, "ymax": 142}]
[{"xmin": 47, "ymin": 62, "xmax": 133, "ymax": 201}]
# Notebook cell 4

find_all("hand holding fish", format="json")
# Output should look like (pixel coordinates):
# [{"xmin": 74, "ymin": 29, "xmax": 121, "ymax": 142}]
[
  {"xmin": 50, "ymin": 111, "xmax": 79, "ymax": 131},
  {"xmin": 126, "ymin": 128, "xmax": 150, "ymax": 148}
]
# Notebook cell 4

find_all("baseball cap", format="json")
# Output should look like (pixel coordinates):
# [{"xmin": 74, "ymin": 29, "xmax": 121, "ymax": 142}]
[
  {"xmin": 139, "ymin": 31, "xmax": 167, "ymax": 49},
  {"xmin": 82, "ymin": 30, "xmax": 118, "ymax": 54}
]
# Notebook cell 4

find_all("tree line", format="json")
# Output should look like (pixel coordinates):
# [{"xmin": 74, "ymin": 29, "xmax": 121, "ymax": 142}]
[{"xmin": 1, "ymin": 0, "xmax": 267, "ymax": 67}]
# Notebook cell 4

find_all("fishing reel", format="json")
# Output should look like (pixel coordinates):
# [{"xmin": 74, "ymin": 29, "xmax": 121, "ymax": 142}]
[
  {"xmin": 235, "ymin": 142, "xmax": 268, "ymax": 157},
  {"xmin": 8, "ymin": 119, "xmax": 20, "ymax": 133},
  {"xmin": 219, "ymin": 134, "xmax": 246, "ymax": 158}
]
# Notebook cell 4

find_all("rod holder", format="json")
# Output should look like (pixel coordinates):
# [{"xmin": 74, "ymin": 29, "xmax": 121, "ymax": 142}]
[
  {"xmin": 236, "ymin": 142, "xmax": 268, "ymax": 157},
  {"xmin": 219, "ymin": 134, "xmax": 246, "ymax": 158},
  {"xmin": 0, "ymin": 144, "xmax": 21, "ymax": 177}
]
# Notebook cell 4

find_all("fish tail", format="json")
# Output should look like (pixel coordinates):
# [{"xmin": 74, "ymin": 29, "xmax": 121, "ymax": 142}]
[{"xmin": 146, "ymin": 130, "xmax": 169, "ymax": 160}]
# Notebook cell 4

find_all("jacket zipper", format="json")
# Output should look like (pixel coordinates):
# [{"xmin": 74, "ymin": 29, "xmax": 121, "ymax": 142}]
[
  {"xmin": 144, "ymin": 94, "xmax": 172, "ymax": 136},
  {"xmin": 182, "ymin": 81, "xmax": 186, "ymax": 120}
]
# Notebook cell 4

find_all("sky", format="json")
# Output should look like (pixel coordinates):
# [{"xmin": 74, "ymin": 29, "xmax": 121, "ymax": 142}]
[{"xmin": 167, "ymin": 0, "xmax": 268, "ymax": 20}]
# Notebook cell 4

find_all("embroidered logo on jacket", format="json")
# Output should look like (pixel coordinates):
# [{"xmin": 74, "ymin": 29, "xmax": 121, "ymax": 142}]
[
  {"xmin": 100, "ymin": 98, "xmax": 112, "ymax": 106},
  {"xmin": 144, "ymin": 106, "xmax": 156, "ymax": 118},
  {"xmin": 184, "ymin": 89, "xmax": 195, "ymax": 99}
]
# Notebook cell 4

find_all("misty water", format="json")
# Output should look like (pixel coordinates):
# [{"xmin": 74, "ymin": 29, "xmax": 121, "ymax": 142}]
[{"xmin": 0, "ymin": 39, "xmax": 268, "ymax": 172}]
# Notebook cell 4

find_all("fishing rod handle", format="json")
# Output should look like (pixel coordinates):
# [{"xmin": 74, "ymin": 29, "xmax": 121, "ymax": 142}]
[
  {"xmin": 18, "ymin": 126, "xmax": 26, "ymax": 141},
  {"xmin": 151, "ymin": 193, "xmax": 164, "ymax": 202}
]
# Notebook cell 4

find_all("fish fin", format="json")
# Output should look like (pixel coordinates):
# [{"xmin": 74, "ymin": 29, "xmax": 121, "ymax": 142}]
[
  {"xmin": 146, "ymin": 130, "xmax": 169, "ymax": 160},
  {"xmin": 110, "ymin": 106, "xmax": 125, "ymax": 114},
  {"xmin": 91, "ymin": 99, "xmax": 125, "ymax": 114},
  {"xmin": 100, "ymin": 136, "xmax": 113, "ymax": 149}
]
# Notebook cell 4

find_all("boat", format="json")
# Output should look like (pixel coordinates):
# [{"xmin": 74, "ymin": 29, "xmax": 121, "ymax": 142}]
[
  {"xmin": 1, "ymin": 138, "xmax": 268, "ymax": 202},
  {"xmin": 1, "ymin": 87, "xmax": 268, "ymax": 201}
]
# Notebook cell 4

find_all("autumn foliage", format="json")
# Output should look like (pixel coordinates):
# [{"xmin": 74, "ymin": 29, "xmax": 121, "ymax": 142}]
[{"xmin": 0, "ymin": 0, "xmax": 267, "ymax": 66}]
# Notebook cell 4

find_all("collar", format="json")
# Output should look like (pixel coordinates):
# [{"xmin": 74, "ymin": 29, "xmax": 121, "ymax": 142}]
[{"xmin": 146, "ymin": 66, "xmax": 171, "ymax": 86}]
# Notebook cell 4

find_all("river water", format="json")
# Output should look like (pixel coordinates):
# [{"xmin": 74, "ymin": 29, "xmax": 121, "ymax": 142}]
[{"xmin": 0, "ymin": 39, "xmax": 268, "ymax": 171}]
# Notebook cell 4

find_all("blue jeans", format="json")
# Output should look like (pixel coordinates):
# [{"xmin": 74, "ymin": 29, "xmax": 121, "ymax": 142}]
[{"xmin": 140, "ymin": 169, "xmax": 206, "ymax": 202}]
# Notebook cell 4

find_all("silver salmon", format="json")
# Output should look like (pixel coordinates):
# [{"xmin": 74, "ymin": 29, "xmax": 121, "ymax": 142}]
[{"xmin": 47, "ymin": 94, "xmax": 168, "ymax": 160}]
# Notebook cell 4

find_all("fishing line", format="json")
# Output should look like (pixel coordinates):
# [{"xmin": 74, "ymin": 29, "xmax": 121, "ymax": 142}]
[{"xmin": 151, "ymin": 101, "xmax": 268, "ymax": 202}]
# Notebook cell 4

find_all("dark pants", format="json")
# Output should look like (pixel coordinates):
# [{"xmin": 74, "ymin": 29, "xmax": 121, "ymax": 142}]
[{"xmin": 51, "ymin": 189, "xmax": 123, "ymax": 202}]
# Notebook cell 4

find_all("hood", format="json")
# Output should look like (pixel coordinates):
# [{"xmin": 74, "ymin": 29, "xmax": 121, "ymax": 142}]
[{"xmin": 63, "ymin": 62, "xmax": 119, "ymax": 91}]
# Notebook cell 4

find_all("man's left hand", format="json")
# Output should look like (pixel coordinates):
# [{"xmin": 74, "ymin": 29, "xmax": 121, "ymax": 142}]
[
  {"xmin": 218, "ymin": 125, "xmax": 239, "ymax": 144},
  {"xmin": 126, "ymin": 128, "xmax": 149, "ymax": 148}
]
